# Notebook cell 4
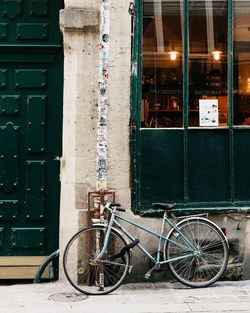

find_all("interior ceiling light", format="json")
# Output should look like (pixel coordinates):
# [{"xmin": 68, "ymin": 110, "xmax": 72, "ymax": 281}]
[
  {"xmin": 211, "ymin": 50, "xmax": 222, "ymax": 61},
  {"xmin": 169, "ymin": 51, "xmax": 178, "ymax": 61}
]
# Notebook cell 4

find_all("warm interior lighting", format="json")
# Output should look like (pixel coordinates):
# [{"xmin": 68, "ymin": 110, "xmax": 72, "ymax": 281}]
[
  {"xmin": 169, "ymin": 51, "xmax": 177, "ymax": 61},
  {"xmin": 211, "ymin": 50, "xmax": 222, "ymax": 61},
  {"xmin": 247, "ymin": 78, "xmax": 250, "ymax": 92}
]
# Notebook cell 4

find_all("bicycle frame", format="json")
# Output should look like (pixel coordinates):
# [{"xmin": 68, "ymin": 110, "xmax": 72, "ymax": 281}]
[{"xmin": 95, "ymin": 209, "xmax": 197, "ymax": 266}]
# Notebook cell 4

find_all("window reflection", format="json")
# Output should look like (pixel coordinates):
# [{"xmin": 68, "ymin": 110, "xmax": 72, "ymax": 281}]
[{"xmin": 233, "ymin": 1, "xmax": 250, "ymax": 126}]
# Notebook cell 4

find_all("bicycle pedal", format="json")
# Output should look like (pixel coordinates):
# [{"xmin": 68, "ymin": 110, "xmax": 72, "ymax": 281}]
[{"xmin": 144, "ymin": 272, "xmax": 151, "ymax": 279}]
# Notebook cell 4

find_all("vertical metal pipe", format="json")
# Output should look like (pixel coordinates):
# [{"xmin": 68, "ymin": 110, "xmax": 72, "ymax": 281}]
[{"xmin": 96, "ymin": 0, "xmax": 110, "ymax": 191}]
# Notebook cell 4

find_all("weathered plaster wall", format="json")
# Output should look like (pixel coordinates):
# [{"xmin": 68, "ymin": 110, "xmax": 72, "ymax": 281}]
[
  {"xmin": 107, "ymin": 1, "xmax": 132, "ymax": 207},
  {"xmin": 59, "ymin": 0, "xmax": 132, "ymax": 279},
  {"xmin": 59, "ymin": 0, "xmax": 250, "ymax": 282},
  {"xmin": 59, "ymin": 4, "xmax": 100, "ymax": 276}
]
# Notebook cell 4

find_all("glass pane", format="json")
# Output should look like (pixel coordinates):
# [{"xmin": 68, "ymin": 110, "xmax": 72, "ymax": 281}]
[
  {"xmin": 142, "ymin": 0, "xmax": 183, "ymax": 128},
  {"xmin": 233, "ymin": 1, "xmax": 250, "ymax": 125},
  {"xmin": 188, "ymin": 0, "xmax": 228, "ymax": 127}
]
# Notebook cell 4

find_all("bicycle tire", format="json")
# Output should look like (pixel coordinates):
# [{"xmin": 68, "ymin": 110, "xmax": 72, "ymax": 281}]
[
  {"xmin": 165, "ymin": 217, "xmax": 229, "ymax": 287},
  {"xmin": 63, "ymin": 225, "xmax": 130, "ymax": 295}
]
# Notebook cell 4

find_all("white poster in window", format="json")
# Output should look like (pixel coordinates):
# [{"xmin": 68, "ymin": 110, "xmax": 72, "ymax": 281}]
[{"xmin": 199, "ymin": 99, "xmax": 219, "ymax": 127}]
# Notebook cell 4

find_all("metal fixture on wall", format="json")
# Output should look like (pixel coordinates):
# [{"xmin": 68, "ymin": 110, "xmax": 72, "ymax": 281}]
[{"xmin": 88, "ymin": 191, "xmax": 115, "ymax": 223}]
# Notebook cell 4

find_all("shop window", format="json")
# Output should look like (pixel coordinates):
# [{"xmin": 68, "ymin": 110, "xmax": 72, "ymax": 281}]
[
  {"xmin": 134, "ymin": 0, "xmax": 250, "ymax": 212},
  {"xmin": 233, "ymin": 1, "xmax": 250, "ymax": 126},
  {"xmin": 141, "ymin": 1, "xmax": 183, "ymax": 128},
  {"xmin": 188, "ymin": 0, "xmax": 228, "ymax": 127}
]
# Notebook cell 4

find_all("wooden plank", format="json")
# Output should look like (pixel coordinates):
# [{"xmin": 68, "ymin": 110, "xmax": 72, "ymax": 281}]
[
  {"xmin": 0, "ymin": 256, "xmax": 46, "ymax": 266},
  {"xmin": 0, "ymin": 265, "xmax": 50, "ymax": 279}
]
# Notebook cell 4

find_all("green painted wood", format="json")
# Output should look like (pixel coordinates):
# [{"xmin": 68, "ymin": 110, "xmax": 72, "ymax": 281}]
[
  {"xmin": 140, "ymin": 129, "xmax": 184, "ymax": 203},
  {"xmin": 234, "ymin": 129, "xmax": 250, "ymax": 201},
  {"xmin": 17, "ymin": 23, "xmax": 48, "ymax": 40},
  {"xmin": 25, "ymin": 161, "xmax": 45, "ymax": 220},
  {"xmin": 27, "ymin": 96, "xmax": 46, "ymax": 152},
  {"xmin": 0, "ymin": 0, "xmax": 63, "ymax": 260},
  {"xmin": 11, "ymin": 228, "xmax": 45, "ymax": 249},
  {"xmin": 0, "ymin": 122, "xmax": 19, "ymax": 193},
  {"xmin": 132, "ymin": 0, "xmax": 250, "ymax": 215},
  {"xmin": 188, "ymin": 129, "xmax": 230, "ymax": 202},
  {"xmin": 3, "ymin": 0, "xmax": 23, "ymax": 20},
  {"xmin": 0, "ymin": 69, "xmax": 7, "ymax": 88},
  {"xmin": 0, "ymin": 228, "xmax": 3, "ymax": 248},
  {"xmin": 29, "ymin": 0, "xmax": 48, "ymax": 17},
  {"xmin": 0, "ymin": 95, "xmax": 20, "ymax": 115},
  {"xmin": 183, "ymin": 0, "xmax": 189, "ymax": 203},
  {"xmin": 131, "ymin": 0, "xmax": 142, "ymax": 213},
  {"xmin": 228, "ymin": 0, "xmax": 235, "ymax": 203},
  {"xmin": 15, "ymin": 69, "xmax": 47, "ymax": 89},
  {"xmin": 0, "ymin": 200, "xmax": 18, "ymax": 220},
  {"xmin": 0, "ymin": 23, "xmax": 8, "ymax": 39},
  {"xmin": 1, "ymin": 0, "xmax": 62, "ymax": 45}
]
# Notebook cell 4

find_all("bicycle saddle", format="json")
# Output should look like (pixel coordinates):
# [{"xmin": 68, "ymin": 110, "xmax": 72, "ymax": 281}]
[{"xmin": 152, "ymin": 203, "xmax": 176, "ymax": 211}]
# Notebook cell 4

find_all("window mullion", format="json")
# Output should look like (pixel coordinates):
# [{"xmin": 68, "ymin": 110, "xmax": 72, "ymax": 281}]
[
  {"xmin": 228, "ymin": 0, "xmax": 235, "ymax": 203},
  {"xmin": 183, "ymin": 0, "xmax": 189, "ymax": 203},
  {"xmin": 183, "ymin": 0, "xmax": 189, "ymax": 130}
]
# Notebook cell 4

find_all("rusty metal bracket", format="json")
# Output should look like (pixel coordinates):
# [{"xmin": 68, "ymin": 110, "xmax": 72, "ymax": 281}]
[{"xmin": 88, "ymin": 191, "xmax": 115, "ymax": 225}]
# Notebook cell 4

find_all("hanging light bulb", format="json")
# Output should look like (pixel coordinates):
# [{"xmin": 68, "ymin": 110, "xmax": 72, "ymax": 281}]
[
  {"xmin": 170, "ymin": 51, "xmax": 177, "ymax": 61},
  {"xmin": 211, "ymin": 50, "xmax": 222, "ymax": 61}
]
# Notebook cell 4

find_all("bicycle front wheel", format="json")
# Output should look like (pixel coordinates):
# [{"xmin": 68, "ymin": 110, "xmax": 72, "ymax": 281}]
[
  {"xmin": 63, "ymin": 226, "xmax": 130, "ymax": 295},
  {"xmin": 165, "ymin": 217, "xmax": 228, "ymax": 287}
]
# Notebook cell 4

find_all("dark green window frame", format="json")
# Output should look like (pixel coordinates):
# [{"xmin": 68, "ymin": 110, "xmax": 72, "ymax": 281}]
[{"xmin": 131, "ymin": 0, "xmax": 250, "ymax": 215}]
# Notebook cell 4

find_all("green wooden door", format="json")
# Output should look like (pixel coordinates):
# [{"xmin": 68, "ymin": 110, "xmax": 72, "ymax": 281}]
[{"xmin": 0, "ymin": 0, "xmax": 63, "ymax": 278}]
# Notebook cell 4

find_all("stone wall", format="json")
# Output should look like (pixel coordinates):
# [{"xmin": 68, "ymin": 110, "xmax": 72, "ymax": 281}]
[
  {"xmin": 59, "ymin": 0, "xmax": 132, "ymax": 278},
  {"xmin": 59, "ymin": 0, "xmax": 250, "ymax": 281}
]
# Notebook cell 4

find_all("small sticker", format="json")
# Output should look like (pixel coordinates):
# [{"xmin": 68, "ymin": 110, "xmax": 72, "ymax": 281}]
[
  {"xmin": 96, "ymin": 180, "xmax": 107, "ymax": 191},
  {"xmin": 78, "ymin": 267, "xmax": 85, "ymax": 275}
]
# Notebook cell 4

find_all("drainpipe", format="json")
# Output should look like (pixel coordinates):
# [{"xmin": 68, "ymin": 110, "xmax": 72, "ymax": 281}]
[{"xmin": 96, "ymin": 0, "xmax": 110, "ymax": 192}]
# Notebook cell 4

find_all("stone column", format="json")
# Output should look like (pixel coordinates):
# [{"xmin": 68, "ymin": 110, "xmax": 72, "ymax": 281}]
[
  {"xmin": 59, "ymin": 1, "xmax": 132, "ymax": 280},
  {"xmin": 59, "ymin": 6, "xmax": 100, "ymax": 277}
]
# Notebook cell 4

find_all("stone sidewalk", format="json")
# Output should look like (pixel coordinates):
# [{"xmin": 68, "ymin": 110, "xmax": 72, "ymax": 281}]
[{"xmin": 1, "ymin": 280, "xmax": 250, "ymax": 313}]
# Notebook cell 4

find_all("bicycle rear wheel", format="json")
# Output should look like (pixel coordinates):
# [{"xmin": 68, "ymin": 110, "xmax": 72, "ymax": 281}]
[
  {"xmin": 63, "ymin": 226, "xmax": 130, "ymax": 295},
  {"xmin": 165, "ymin": 217, "xmax": 228, "ymax": 287}
]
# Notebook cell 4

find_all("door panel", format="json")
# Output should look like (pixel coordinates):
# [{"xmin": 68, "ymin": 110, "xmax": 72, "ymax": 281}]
[{"xmin": 0, "ymin": 0, "xmax": 63, "ymax": 277}]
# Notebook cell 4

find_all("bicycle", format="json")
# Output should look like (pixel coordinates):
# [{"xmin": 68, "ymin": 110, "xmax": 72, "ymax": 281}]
[{"xmin": 63, "ymin": 202, "xmax": 229, "ymax": 295}]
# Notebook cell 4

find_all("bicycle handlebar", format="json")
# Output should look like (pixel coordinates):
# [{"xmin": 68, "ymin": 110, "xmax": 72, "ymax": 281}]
[{"xmin": 105, "ymin": 202, "xmax": 126, "ymax": 212}]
